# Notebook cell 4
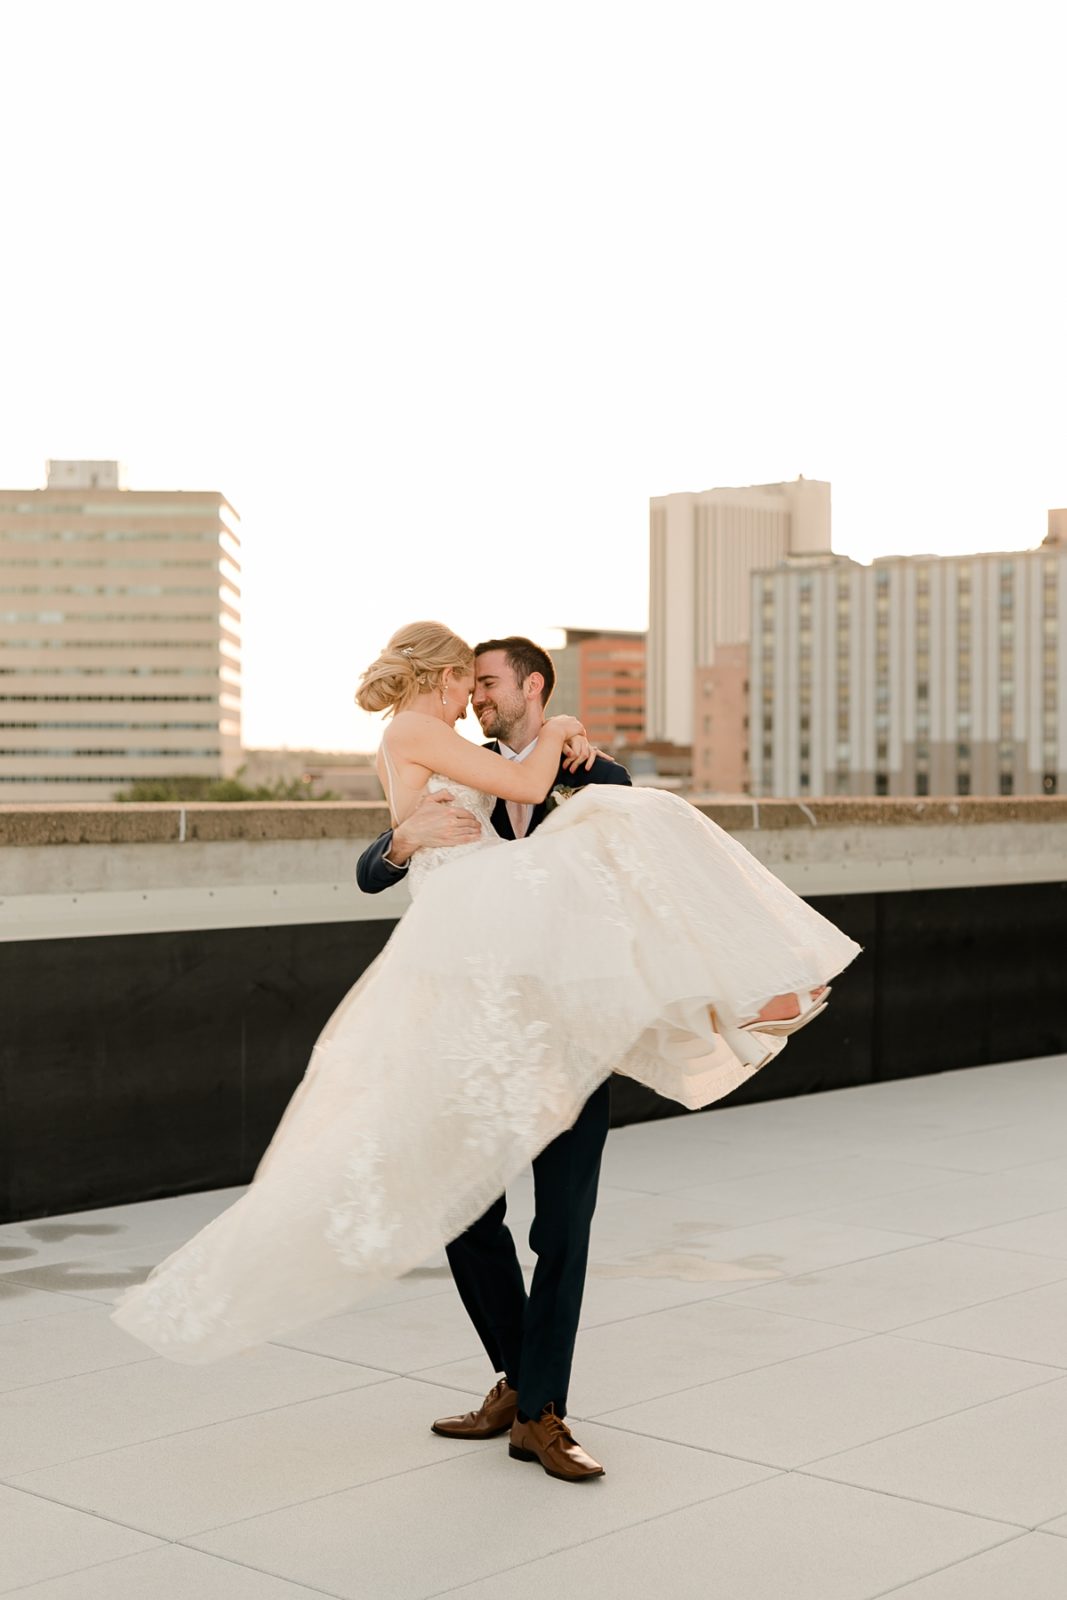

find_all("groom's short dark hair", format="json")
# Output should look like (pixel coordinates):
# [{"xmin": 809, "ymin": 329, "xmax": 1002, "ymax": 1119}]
[{"xmin": 474, "ymin": 636, "xmax": 556, "ymax": 706}]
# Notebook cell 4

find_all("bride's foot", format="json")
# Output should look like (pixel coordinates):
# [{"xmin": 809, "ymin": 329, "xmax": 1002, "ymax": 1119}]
[
  {"xmin": 755, "ymin": 985, "xmax": 827, "ymax": 1024},
  {"xmin": 740, "ymin": 986, "xmax": 830, "ymax": 1037}
]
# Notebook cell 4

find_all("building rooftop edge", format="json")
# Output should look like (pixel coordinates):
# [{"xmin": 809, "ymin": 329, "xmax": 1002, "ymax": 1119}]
[
  {"xmin": 649, "ymin": 476, "xmax": 829, "ymax": 503},
  {"xmin": 1, "ymin": 796, "xmax": 1065, "ymax": 847}
]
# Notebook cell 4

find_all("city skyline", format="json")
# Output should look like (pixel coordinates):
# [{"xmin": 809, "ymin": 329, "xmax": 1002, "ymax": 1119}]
[{"xmin": 2, "ymin": 2, "xmax": 1064, "ymax": 752}]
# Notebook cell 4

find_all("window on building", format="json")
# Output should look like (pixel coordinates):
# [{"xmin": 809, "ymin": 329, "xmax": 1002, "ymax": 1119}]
[{"xmin": 875, "ymin": 773, "xmax": 889, "ymax": 795}]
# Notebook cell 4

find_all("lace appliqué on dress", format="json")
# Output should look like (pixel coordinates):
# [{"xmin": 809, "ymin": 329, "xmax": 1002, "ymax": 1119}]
[
  {"xmin": 511, "ymin": 851, "xmax": 549, "ymax": 893},
  {"xmin": 325, "ymin": 1128, "xmax": 398, "ymax": 1268},
  {"xmin": 442, "ymin": 962, "xmax": 555, "ymax": 1154}
]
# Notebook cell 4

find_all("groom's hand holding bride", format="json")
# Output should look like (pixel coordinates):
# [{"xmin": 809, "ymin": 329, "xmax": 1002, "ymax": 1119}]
[
  {"xmin": 380, "ymin": 716, "xmax": 596, "ymax": 871},
  {"xmin": 384, "ymin": 789, "xmax": 483, "ymax": 869}
]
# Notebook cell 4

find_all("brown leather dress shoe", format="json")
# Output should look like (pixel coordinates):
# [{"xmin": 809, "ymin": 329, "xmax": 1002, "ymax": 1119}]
[
  {"xmin": 509, "ymin": 1403, "xmax": 605, "ymax": 1481},
  {"xmin": 431, "ymin": 1377, "xmax": 518, "ymax": 1439}
]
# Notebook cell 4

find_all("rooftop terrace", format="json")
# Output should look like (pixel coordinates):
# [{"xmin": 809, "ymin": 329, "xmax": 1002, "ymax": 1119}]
[{"xmin": 3, "ymin": 1055, "xmax": 1067, "ymax": 1598}]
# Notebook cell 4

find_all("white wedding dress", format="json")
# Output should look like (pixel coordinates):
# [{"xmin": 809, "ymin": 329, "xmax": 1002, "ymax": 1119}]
[{"xmin": 112, "ymin": 779, "xmax": 860, "ymax": 1362}]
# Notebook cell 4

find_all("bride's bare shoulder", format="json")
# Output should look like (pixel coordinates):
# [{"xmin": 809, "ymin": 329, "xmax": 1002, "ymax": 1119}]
[{"xmin": 388, "ymin": 712, "xmax": 454, "ymax": 748}]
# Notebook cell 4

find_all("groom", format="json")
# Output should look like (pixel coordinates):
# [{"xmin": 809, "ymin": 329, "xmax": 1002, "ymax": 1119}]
[{"xmin": 356, "ymin": 636, "xmax": 631, "ymax": 1482}]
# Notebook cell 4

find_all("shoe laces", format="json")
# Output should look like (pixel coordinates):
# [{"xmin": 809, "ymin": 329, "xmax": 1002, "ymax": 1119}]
[
  {"xmin": 539, "ymin": 1403, "xmax": 574, "ymax": 1443},
  {"xmin": 486, "ymin": 1377, "xmax": 511, "ymax": 1406}
]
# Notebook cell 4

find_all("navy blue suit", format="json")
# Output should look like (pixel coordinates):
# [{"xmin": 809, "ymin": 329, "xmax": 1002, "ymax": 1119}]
[{"xmin": 355, "ymin": 741, "xmax": 631, "ymax": 1418}]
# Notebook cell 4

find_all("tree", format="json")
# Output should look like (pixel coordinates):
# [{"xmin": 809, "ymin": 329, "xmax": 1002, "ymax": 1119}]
[{"xmin": 115, "ymin": 766, "xmax": 339, "ymax": 802}]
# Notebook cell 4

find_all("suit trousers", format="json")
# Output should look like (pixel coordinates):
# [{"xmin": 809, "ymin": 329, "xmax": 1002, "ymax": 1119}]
[{"xmin": 444, "ymin": 1078, "xmax": 611, "ymax": 1421}]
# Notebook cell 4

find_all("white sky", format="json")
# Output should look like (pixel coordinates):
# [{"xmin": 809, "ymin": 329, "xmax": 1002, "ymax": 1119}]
[{"xmin": 1, "ymin": 0, "xmax": 1063, "ymax": 751}]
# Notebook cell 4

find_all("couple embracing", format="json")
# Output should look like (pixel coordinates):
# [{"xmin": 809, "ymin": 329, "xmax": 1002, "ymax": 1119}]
[{"xmin": 114, "ymin": 622, "xmax": 860, "ymax": 1485}]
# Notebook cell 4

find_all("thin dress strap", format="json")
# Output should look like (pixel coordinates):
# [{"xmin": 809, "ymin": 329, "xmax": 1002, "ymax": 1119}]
[{"xmin": 379, "ymin": 736, "xmax": 401, "ymax": 821}]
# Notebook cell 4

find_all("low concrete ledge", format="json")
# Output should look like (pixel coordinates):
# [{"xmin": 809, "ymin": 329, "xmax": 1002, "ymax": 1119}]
[
  {"xmin": 0, "ymin": 800, "xmax": 392, "ymax": 847},
  {"xmin": 3, "ymin": 795, "xmax": 1065, "ymax": 943},
  {"xmin": 3, "ymin": 794, "xmax": 1066, "ymax": 847}
]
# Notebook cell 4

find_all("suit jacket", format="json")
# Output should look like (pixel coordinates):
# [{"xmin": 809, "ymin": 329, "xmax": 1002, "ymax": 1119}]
[{"xmin": 355, "ymin": 742, "xmax": 632, "ymax": 894}]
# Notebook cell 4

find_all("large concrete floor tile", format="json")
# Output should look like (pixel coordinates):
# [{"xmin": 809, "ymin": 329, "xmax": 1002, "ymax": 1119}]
[
  {"xmin": 0, "ymin": 1203, "xmax": 228, "ymax": 1280},
  {"xmin": 671, "ymin": 1157, "xmax": 961, "ymax": 1227},
  {"xmin": 272, "ymin": 1289, "xmax": 484, "ymax": 1373},
  {"xmin": 353, "ymin": 1278, "xmax": 454, "ymax": 1315},
  {"xmin": 807, "ymin": 1375, "xmax": 1067, "ymax": 1525},
  {"xmin": 0, "ymin": 1191, "xmax": 246, "ymax": 1271},
  {"xmin": 953, "ymin": 1205, "xmax": 1067, "ymax": 1259},
  {"xmin": 189, "ymin": 1424, "xmax": 774, "ymax": 1599},
  {"xmin": 0, "ymin": 1544, "xmax": 334, "ymax": 1598},
  {"xmin": 598, "ymin": 1128, "xmax": 828, "ymax": 1193},
  {"xmin": 589, "ymin": 1200, "xmax": 919, "ymax": 1290},
  {"xmin": 0, "ymin": 1187, "xmax": 244, "ymax": 1242},
  {"xmin": 727, "ymin": 1240, "xmax": 1067, "ymax": 1331},
  {"xmin": 440, "ymin": 1473, "xmax": 1011, "ymax": 1600},
  {"xmin": 902, "ymin": 1277, "xmax": 1067, "ymax": 1367},
  {"xmin": 577, "ymin": 1270, "xmax": 768, "ymax": 1327},
  {"xmin": 562, "ymin": 1298, "xmax": 862, "ymax": 1415},
  {"xmin": 873, "ymin": 1123, "xmax": 1067, "ymax": 1174},
  {"xmin": 400, "ymin": 1353, "xmax": 499, "ymax": 1402},
  {"xmin": 597, "ymin": 1334, "xmax": 1058, "ymax": 1467},
  {"xmin": 0, "ymin": 1484, "xmax": 158, "ymax": 1594},
  {"xmin": 0, "ymin": 1344, "xmax": 383, "ymax": 1475},
  {"xmin": 9, "ymin": 1379, "xmax": 493, "ymax": 1539},
  {"xmin": 815, "ymin": 1168, "xmax": 1067, "ymax": 1239},
  {"xmin": 877, "ymin": 1533, "xmax": 1067, "ymax": 1599},
  {"xmin": 0, "ymin": 1305, "xmax": 156, "ymax": 1392},
  {"xmin": 3, "ymin": 1241, "xmax": 197, "ymax": 1305},
  {"xmin": 0, "ymin": 1282, "xmax": 93, "ymax": 1326}
]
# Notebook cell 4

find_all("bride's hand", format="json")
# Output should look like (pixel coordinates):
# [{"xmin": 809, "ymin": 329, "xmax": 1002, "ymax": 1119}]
[
  {"xmin": 546, "ymin": 714, "xmax": 585, "ymax": 742},
  {"xmin": 562, "ymin": 734, "xmax": 597, "ymax": 773}
]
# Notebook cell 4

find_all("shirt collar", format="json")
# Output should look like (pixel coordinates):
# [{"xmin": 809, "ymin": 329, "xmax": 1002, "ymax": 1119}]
[{"xmin": 498, "ymin": 737, "xmax": 539, "ymax": 763}]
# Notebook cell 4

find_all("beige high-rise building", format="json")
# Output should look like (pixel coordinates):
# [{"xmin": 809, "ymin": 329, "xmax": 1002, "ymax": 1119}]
[
  {"xmin": 751, "ymin": 522, "xmax": 1066, "ymax": 797},
  {"xmin": 0, "ymin": 461, "xmax": 242, "ymax": 799},
  {"xmin": 647, "ymin": 476, "xmax": 831, "ymax": 750}
]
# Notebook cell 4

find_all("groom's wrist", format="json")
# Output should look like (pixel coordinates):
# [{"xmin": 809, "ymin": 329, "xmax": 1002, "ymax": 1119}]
[{"xmin": 383, "ymin": 827, "xmax": 413, "ymax": 870}]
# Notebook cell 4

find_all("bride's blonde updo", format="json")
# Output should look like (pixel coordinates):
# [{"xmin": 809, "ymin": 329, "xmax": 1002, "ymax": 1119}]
[{"xmin": 355, "ymin": 621, "xmax": 475, "ymax": 716}]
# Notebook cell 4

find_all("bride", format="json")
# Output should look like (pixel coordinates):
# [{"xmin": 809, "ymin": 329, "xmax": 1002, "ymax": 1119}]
[{"xmin": 112, "ymin": 621, "xmax": 861, "ymax": 1362}]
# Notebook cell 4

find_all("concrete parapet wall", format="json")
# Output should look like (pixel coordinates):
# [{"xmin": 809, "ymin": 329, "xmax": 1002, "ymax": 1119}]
[
  {"xmin": 4, "ymin": 794, "xmax": 1067, "ymax": 846},
  {"xmin": 2, "ymin": 796, "xmax": 1066, "ymax": 942}
]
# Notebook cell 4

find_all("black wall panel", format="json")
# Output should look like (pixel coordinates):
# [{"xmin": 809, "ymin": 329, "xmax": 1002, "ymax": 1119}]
[
  {"xmin": 1, "ymin": 920, "xmax": 393, "ymax": 1221},
  {"xmin": 2, "ymin": 879, "xmax": 1064, "ymax": 1221}
]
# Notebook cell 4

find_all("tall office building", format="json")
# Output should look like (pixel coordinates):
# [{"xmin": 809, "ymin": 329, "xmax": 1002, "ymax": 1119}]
[
  {"xmin": 751, "ymin": 522, "xmax": 1066, "ymax": 797},
  {"xmin": 647, "ymin": 476, "xmax": 831, "ymax": 748},
  {"xmin": 550, "ymin": 628, "xmax": 646, "ymax": 751},
  {"xmin": 0, "ymin": 461, "xmax": 242, "ymax": 799}
]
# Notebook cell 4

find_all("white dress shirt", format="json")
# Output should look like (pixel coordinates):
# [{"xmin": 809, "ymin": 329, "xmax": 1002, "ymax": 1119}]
[{"xmin": 498, "ymin": 736, "xmax": 539, "ymax": 839}]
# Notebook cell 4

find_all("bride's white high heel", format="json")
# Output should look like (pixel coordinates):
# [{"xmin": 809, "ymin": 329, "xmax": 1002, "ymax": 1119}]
[{"xmin": 739, "ymin": 986, "xmax": 831, "ymax": 1038}]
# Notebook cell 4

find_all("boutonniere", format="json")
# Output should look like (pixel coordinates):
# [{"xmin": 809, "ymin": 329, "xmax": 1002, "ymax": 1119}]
[{"xmin": 545, "ymin": 785, "xmax": 577, "ymax": 814}]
